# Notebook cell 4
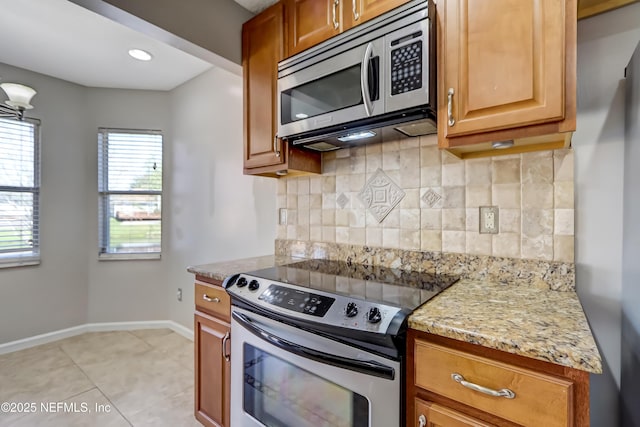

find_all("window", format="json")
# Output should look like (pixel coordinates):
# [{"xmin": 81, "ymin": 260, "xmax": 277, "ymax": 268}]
[
  {"xmin": 0, "ymin": 118, "xmax": 40, "ymax": 267},
  {"xmin": 98, "ymin": 128, "xmax": 162, "ymax": 259}
]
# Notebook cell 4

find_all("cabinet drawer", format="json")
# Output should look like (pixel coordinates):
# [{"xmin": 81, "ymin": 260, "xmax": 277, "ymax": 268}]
[
  {"xmin": 195, "ymin": 282, "xmax": 230, "ymax": 321},
  {"xmin": 414, "ymin": 340, "xmax": 573, "ymax": 427},
  {"xmin": 415, "ymin": 398, "xmax": 494, "ymax": 427}
]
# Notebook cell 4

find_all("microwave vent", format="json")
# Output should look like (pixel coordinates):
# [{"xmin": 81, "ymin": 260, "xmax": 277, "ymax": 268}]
[
  {"xmin": 394, "ymin": 118, "xmax": 437, "ymax": 137},
  {"xmin": 304, "ymin": 141, "xmax": 342, "ymax": 152}
]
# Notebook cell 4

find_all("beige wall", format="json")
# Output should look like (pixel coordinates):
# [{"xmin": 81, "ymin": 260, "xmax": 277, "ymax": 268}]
[
  {"xmin": 167, "ymin": 67, "xmax": 277, "ymax": 330},
  {"xmin": 101, "ymin": 0, "xmax": 253, "ymax": 65},
  {"xmin": 277, "ymin": 136, "xmax": 574, "ymax": 262}
]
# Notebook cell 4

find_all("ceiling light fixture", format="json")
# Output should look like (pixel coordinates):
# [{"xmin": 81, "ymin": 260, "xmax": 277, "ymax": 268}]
[
  {"xmin": 128, "ymin": 48, "xmax": 153, "ymax": 61},
  {"xmin": 0, "ymin": 81, "xmax": 37, "ymax": 120}
]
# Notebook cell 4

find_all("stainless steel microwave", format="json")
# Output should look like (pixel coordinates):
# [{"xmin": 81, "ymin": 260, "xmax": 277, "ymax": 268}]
[{"xmin": 277, "ymin": 0, "xmax": 436, "ymax": 151}]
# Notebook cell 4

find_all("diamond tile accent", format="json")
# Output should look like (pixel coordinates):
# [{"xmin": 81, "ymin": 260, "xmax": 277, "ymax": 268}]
[
  {"xmin": 422, "ymin": 188, "xmax": 442, "ymax": 207},
  {"xmin": 336, "ymin": 193, "xmax": 349, "ymax": 209},
  {"xmin": 358, "ymin": 168, "xmax": 405, "ymax": 223}
]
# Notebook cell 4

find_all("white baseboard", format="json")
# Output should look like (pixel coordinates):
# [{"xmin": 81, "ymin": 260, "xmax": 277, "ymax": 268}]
[{"xmin": 0, "ymin": 320, "xmax": 193, "ymax": 355}]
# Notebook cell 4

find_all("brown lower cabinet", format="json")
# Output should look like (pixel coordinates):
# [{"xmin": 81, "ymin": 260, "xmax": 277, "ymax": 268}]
[
  {"xmin": 415, "ymin": 399, "xmax": 493, "ymax": 427},
  {"xmin": 194, "ymin": 277, "xmax": 231, "ymax": 427},
  {"xmin": 407, "ymin": 330, "xmax": 590, "ymax": 427}
]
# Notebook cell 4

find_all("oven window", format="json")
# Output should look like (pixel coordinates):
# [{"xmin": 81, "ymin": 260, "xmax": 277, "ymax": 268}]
[
  {"xmin": 280, "ymin": 64, "xmax": 363, "ymax": 125},
  {"xmin": 243, "ymin": 343, "xmax": 369, "ymax": 427}
]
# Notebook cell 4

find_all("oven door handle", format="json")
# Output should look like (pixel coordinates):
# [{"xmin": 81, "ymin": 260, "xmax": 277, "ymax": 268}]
[{"xmin": 232, "ymin": 311, "xmax": 395, "ymax": 380}]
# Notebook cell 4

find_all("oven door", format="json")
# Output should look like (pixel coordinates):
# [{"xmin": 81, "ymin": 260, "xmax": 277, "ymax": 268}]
[
  {"xmin": 277, "ymin": 38, "xmax": 385, "ymax": 140},
  {"xmin": 230, "ymin": 307, "xmax": 400, "ymax": 427}
]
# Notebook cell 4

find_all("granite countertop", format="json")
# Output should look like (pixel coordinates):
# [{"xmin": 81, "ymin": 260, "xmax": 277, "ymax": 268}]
[
  {"xmin": 187, "ymin": 255, "xmax": 300, "ymax": 282},
  {"xmin": 409, "ymin": 279, "xmax": 602, "ymax": 374},
  {"xmin": 187, "ymin": 256, "xmax": 601, "ymax": 374}
]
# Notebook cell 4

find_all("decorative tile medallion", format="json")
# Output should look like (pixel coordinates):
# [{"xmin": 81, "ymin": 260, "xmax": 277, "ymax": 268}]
[
  {"xmin": 422, "ymin": 188, "xmax": 442, "ymax": 208},
  {"xmin": 336, "ymin": 193, "xmax": 349, "ymax": 209},
  {"xmin": 358, "ymin": 168, "xmax": 405, "ymax": 223}
]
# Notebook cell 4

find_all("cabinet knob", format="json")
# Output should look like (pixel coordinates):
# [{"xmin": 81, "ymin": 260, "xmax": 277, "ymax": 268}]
[
  {"xmin": 418, "ymin": 414, "xmax": 426, "ymax": 427},
  {"xmin": 352, "ymin": 0, "xmax": 360, "ymax": 21},
  {"xmin": 332, "ymin": 0, "xmax": 340, "ymax": 29}
]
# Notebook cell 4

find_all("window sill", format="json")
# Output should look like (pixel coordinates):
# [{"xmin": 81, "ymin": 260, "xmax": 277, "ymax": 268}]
[
  {"xmin": 98, "ymin": 253, "xmax": 161, "ymax": 261},
  {"xmin": 0, "ymin": 255, "xmax": 41, "ymax": 269}
]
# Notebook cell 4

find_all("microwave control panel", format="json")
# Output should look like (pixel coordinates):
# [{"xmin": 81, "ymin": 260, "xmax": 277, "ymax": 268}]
[{"xmin": 391, "ymin": 40, "xmax": 423, "ymax": 95}]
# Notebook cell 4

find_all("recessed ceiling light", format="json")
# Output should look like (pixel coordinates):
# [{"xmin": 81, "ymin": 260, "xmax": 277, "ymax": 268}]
[{"xmin": 128, "ymin": 49, "xmax": 153, "ymax": 61}]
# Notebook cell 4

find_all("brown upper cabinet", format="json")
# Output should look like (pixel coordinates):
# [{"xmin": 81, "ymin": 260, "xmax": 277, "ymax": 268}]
[
  {"xmin": 243, "ymin": 3, "xmax": 286, "ymax": 172},
  {"xmin": 437, "ymin": 0, "xmax": 577, "ymax": 159},
  {"xmin": 286, "ymin": 0, "xmax": 409, "ymax": 57},
  {"xmin": 577, "ymin": 0, "xmax": 639, "ymax": 19},
  {"xmin": 242, "ymin": 2, "xmax": 321, "ymax": 177}
]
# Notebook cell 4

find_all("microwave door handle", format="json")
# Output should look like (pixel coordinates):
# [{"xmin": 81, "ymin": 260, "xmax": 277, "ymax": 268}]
[
  {"xmin": 232, "ymin": 311, "xmax": 395, "ymax": 380},
  {"xmin": 360, "ymin": 42, "xmax": 374, "ymax": 116}
]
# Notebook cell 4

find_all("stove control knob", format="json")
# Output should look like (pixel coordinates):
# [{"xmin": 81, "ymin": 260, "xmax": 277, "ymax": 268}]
[
  {"xmin": 367, "ymin": 307, "xmax": 382, "ymax": 324},
  {"xmin": 344, "ymin": 302, "xmax": 358, "ymax": 318},
  {"xmin": 236, "ymin": 277, "xmax": 248, "ymax": 288},
  {"xmin": 248, "ymin": 280, "xmax": 260, "ymax": 291}
]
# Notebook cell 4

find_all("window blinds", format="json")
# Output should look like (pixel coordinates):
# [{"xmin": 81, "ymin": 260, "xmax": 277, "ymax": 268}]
[
  {"xmin": 0, "ymin": 118, "xmax": 40, "ymax": 264},
  {"xmin": 98, "ymin": 128, "xmax": 162, "ymax": 256}
]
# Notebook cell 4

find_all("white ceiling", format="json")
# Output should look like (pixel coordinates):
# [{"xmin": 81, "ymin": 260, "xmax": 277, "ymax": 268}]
[
  {"xmin": 0, "ymin": 0, "xmax": 213, "ymax": 91},
  {"xmin": 234, "ymin": 0, "xmax": 278, "ymax": 14}
]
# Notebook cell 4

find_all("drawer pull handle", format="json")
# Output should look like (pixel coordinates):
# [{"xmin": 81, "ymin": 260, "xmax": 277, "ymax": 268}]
[
  {"xmin": 203, "ymin": 294, "xmax": 221, "ymax": 303},
  {"xmin": 451, "ymin": 373, "xmax": 515, "ymax": 399},
  {"xmin": 418, "ymin": 414, "xmax": 426, "ymax": 427}
]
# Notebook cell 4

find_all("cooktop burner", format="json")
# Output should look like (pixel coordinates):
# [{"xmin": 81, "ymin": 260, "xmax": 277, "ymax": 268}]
[{"xmin": 242, "ymin": 259, "xmax": 459, "ymax": 311}]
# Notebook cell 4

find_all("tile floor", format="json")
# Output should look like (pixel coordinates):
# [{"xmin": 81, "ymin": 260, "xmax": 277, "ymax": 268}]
[{"xmin": 0, "ymin": 329, "xmax": 199, "ymax": 427}]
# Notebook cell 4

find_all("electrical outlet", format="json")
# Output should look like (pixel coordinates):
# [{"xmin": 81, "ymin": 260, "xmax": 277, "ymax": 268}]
[
  {"xmin": 177, "ymin": 288, "xmax": 182, "ymax": 302},
  {"xmin": 479, "ymin": 206, "xmax": 499, "ymax": 234},
  {"xmin": 279, "ymin": 208, "xmax": 287, "ymax": 225}
]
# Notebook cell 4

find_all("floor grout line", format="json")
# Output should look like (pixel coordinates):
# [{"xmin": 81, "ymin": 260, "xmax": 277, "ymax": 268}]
[{"xmin": 2, "ymin": 330, "xmax": 195, "ymax": 427}]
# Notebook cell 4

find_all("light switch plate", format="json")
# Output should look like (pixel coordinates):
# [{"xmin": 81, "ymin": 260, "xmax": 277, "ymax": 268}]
[{"xmin": 479, "ymin": 206, "xmax": 499, "ymax": 234}]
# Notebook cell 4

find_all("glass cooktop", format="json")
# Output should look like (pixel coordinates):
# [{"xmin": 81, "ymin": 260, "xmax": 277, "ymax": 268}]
[{"xmin": 243, "ymin": 259, "xmax": 459, "ymax": 311}]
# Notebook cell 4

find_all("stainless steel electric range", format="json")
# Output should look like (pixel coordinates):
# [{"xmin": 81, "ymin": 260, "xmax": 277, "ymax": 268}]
[{"xmin": 223, "ymin": 259, "xmax": 459, "ymax": 427}]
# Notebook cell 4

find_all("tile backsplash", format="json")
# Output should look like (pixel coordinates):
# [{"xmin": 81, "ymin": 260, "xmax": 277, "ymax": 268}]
[{"xmin": 276, "ymin": 135, "xmax": 574, "ymax": 263}]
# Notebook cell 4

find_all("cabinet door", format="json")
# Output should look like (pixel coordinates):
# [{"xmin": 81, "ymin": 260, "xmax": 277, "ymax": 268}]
[
  {"xmin": 441, "ymin": 0, "xmax": 566, "ymax": 138},
  {"xmin": 195, "ymin": 312, "xmax": 231, "ymax": 427},
  {"xmin": 342, "ymin": 0, "xmax": 407, "ymax": 29},
  {"xmin": 243, "ymin": 2, "xmax": 286, "ymax": 171},
  {"xmin": 286, "ymin": 0, "xmax": 341, "ymax": 57},
  {"xmin": 415, "ymin": 399, "xmax": 495, "ymax": 427}
]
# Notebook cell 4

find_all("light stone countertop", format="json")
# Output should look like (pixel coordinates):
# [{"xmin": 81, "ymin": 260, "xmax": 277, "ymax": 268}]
[
  {"xmin": 187, "ymin": 255, "xmax": 301, "ymax": 282},
  {"xmin": 409, "ymin": 279, "xmax": 602, "ymax": 374},
  {"xmin": 187, "ymin": 257, "xmax": 601, "ymax": 374}
]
